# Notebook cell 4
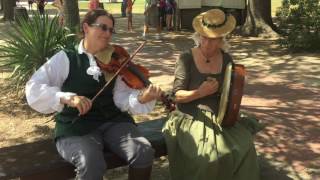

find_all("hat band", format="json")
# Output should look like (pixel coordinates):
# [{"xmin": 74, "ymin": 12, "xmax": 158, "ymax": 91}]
[{"xmin": 201, "ymin": 14, "xmax": 228, "ymax": 28}]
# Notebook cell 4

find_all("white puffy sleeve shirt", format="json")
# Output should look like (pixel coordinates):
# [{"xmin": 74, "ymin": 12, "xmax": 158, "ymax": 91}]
[{"xmin": 25, "ymin": 44, "xmax": 156, "ymax": 115}]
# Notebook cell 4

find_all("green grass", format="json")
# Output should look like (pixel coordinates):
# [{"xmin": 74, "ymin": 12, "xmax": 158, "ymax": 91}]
[
  {"xmin": 46, "ymin": 0, "xmax": 282, "ymax": 16},
  {"xmin": 272, "ymin": 0, "xmax": 283, "ymax": 17},
  {"xmin": 101, "ymin": 0, "xmax": 145, "ymax": 14},
  {"xmin": 46, "ymin": 0, "xmax": 146, "ymax": 14}
]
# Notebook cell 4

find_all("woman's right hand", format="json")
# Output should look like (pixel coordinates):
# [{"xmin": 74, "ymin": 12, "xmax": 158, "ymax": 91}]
[
  {"xmin": 62, "ymin": 95, "xmax": 92, "ymax": 115},
  {"xmin": 197, "ymin": 78, "xmax": 219, "ymax": 97}
]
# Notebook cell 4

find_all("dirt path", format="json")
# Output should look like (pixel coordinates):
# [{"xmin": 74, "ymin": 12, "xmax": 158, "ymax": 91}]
[{"xmin": 0, "ymin": 13, "xmax": 319, "ymax": 179}]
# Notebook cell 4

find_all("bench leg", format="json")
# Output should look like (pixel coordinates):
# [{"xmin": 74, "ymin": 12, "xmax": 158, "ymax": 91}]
[{"xmin": 128, "ymin": 166, "xmax": 152, "ymax": 180}]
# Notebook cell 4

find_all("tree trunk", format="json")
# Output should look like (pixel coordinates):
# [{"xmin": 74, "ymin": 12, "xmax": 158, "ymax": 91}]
[
  {"xmin": 241, "ymin": 0, "xmax": 278, "ymax": 37},
  {"xmin": 1, "ymin": 0, "xmax": 4, "ymax": 11},
  {"xmin": 63, "ymin": 0, "xmax": 80, "ymax": 33},
  {"xmin": 2, "ymin": 0, "xmax": 16, "ymax": 21}
]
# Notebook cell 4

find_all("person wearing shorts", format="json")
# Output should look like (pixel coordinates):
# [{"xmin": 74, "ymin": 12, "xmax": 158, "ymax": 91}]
[{"xmin": 165, "ymin": 0, "xmax": 175, "ymax": 31}]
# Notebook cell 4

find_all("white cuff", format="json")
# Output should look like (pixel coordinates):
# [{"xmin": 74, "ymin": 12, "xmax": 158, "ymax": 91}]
[
  {"xmin": 128, "ymin": 90, "xmax": 156, "ymax": 114},
  {"xmin": 54, "ymin": 92, "xmax": 77, "ymax": 112}
]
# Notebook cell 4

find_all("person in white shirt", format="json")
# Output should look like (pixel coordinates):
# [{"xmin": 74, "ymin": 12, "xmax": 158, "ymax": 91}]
[{"xmin": 25, "ymin": 9, "xmax": 162, "ymax": 180}]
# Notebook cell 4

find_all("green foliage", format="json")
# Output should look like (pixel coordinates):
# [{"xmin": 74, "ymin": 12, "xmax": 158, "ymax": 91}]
[
  {"xmin": 0, "ymin": 12, "xmax": 77, "ymax": 95},
  {"xmin": 275, "ymin": 0, "xmax": 320, "ymax": 52}
]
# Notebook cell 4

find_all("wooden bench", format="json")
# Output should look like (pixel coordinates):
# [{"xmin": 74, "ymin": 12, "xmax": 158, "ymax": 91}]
[
  {"xmin": 0, "ymin": 118, "xmax": 167, "ymax": 180},
  {"xmin": 0, "ymin": 114, "xmax": 258, "ymax": 180}
]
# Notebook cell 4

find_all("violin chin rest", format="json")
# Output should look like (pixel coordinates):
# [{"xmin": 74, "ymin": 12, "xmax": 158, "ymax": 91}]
[{"xmin": 95, "ymin": 45, "xmax": 115, "ymax": 64}]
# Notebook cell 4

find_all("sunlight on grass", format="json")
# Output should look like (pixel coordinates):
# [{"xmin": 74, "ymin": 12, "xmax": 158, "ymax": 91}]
[
  {"xmin": 46, "ymin": 0, "xmax": 146, "ymax": 14},
  {"xmin": 46, "ymin": 0, "xmax": 282, "ymax": 16},
  {"xmin": 272, "ymin": 0, "xmax": 282, "ymax": 17}
]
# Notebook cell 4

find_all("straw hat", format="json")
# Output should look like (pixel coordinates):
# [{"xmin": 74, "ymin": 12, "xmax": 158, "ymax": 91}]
[{"xmin": 192, "ymin": 9, "xmax": 236, "ymax": 38}]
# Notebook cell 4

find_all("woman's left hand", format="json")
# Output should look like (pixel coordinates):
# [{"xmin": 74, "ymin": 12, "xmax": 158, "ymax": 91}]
[{"xmin": 138, "ymin": 84, "xmax": 163, "ymax": 104}]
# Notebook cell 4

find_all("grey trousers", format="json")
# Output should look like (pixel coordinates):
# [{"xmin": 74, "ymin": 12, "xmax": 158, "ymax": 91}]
[{"xmin": 56, "ymin": 122, "xmax": 155, "ymax": 180}]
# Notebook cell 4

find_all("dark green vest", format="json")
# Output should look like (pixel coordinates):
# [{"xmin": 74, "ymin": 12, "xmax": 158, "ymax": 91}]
[{"xmin": 54, "ymin": 50, "xmax": 133, "ymax": 138}]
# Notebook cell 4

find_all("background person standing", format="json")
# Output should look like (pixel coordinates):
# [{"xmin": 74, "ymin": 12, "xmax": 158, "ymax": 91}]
[
  {"xmin": 165, "ymin": 0, "xmax": 175, "ymax": 31},
  {"xmin": 28, "ymin": 0, "xmax": 34, "ymax": 11},
  {"xmin": 143, "ymin": 0, "xmax": 161, "ymax": 39},
  {"xmin": 158, "ymin": 0, "xmax": 166, "ymax": 30},
  {"xmin": 88, "ymin": 0, "xmax": 100, "ymax": 10},
  {"xmin": 121, "ymin": 0, "xmax": 127, "ymax": 17},
  {"xmin": 126, "ymin": 0, "xmax": 135, "ymax": 31},
  {"xmin": 36, "ymin": 0, "xmax": 47, "ymax": 15},
  {"xmin": 52, "ymin": 0, "xmax": 64, "ymax": 26}
]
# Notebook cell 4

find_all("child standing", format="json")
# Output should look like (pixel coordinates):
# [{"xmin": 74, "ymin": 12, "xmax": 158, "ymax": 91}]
[{"xmin": 126, "ymin": 0, "xmax": 134, "ymax": 31}]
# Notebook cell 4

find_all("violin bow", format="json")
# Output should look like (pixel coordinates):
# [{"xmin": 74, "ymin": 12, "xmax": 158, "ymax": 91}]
[{"xmin": 91, "ymin": 41, "xmax": 146, "ymax": 102}]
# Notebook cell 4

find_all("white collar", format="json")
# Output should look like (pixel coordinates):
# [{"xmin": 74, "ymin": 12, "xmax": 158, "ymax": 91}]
[
  {"xmin": 78, "ymin": 40, "xmax": 102, "ymax": 82},
  {"xmin": 78, "ymin": 39, "xmax": 86, "ymax": 54}
]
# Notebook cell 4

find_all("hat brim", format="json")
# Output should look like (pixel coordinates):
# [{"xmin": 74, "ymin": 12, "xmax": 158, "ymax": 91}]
[{"xmin": 192, "ymin": 12, "xmax": 236, "ymax": 38}]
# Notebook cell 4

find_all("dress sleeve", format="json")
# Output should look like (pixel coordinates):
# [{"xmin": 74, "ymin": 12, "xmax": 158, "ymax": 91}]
[{"xmin": 173, "ymin": 52, "xmax": 191, "ymax": 93}]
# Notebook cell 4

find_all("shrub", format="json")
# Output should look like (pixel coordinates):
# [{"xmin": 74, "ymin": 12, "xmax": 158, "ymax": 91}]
[
  {"xmin": 276, "ymin": 0, "xmax": 320, "ymax": 52},
  {"xmin": 0, "ymin": 12, "xmax": 76, "ymax": 96}
]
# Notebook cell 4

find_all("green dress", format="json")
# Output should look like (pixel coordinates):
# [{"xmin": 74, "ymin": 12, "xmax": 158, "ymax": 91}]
[{"xmin": 162, "ymin": 50, "xmax": 262, "ymax": 180}]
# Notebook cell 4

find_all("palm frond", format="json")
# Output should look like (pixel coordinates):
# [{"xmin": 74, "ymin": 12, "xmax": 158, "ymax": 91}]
[{"xmin": 0, "ymin": 11, "xmax": 77, "ymax": 96}]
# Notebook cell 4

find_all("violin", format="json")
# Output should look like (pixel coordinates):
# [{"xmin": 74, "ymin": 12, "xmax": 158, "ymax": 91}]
[
  {"xmin": 97, "ymin": 45, "xmax": 151, "ymax": 89},
  {"xmin": 95, "ymin": 43, "xmax": 175, "ymax": 112}
]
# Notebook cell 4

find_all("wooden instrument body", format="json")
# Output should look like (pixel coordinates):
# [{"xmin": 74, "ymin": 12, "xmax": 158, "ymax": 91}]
[
  {"xmin": 222, "ymin": 64, "xmax": 245, "ymax": 126},
  {"xmin": 217, "ymin": 63, "xmax": 245, "ymax": 127}
]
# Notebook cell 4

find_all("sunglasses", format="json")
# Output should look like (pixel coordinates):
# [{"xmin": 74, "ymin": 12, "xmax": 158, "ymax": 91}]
[{"xmin": 90, "ymin": 23, "xmax": 115, "ymax": 33}]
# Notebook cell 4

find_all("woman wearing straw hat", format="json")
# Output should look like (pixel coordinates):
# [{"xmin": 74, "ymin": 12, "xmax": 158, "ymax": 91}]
[{"xmin": 162, "ymin": 9, "xmax": 262, "ymax": 180}]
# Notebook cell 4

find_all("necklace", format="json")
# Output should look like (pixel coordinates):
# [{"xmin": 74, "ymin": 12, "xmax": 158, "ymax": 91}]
[{"xmin": 199, "ymin": 48, "xmax": 214, "ymax": 63}]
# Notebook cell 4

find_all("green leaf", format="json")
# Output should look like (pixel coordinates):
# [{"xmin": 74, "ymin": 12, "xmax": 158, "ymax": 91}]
[{"xmin": 0, "ymin": 11, "xmax": 77, "ymax": 95}]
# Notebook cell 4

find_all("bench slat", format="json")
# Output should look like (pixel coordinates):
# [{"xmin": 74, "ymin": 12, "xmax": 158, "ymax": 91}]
[{"xmin": 0, "ymin": 118, "xmax": 166, "ymax": 180}]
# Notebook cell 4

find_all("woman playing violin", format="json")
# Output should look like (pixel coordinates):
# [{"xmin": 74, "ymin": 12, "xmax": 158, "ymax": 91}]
[{"xmin": 26, "ymin": 9, "xmax": 162, "ymax": 180}]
